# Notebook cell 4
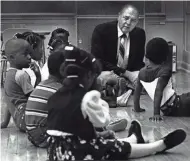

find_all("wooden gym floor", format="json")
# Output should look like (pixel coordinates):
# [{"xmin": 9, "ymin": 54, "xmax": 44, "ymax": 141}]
[{"xmin": 1, "ymin": 71, "xmax": 190, "ymax": 161}]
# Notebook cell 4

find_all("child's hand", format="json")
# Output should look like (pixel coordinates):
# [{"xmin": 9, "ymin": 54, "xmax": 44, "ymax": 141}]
[
  {"xmin": 149, "ymin": 115, "xmax": 163, "ymax": 122},
  {"xmin": 97, "ymin": 130, "xmax": 116, "ymax": 139},
  {"xmin": 30, "ymin": 62, "xmax": 41, "ymax": 77},
  {"xmin": 133, "ymin": 107, "xmax": 146, "ymax": 113}
]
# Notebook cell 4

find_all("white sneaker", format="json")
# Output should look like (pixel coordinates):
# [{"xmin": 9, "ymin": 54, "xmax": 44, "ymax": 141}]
[{"xmin": 117, "ymin": 89, "xmax": 133, "ymax": 107}]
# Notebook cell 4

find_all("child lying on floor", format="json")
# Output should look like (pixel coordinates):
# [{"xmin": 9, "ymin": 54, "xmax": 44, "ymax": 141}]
[
  {"xmin": 134, "ymin": 37, "xmax": 190, "ymax": 121},
  {"xmin": 46, "ymin": 45, "xmax": 186, "ymax": 160}
]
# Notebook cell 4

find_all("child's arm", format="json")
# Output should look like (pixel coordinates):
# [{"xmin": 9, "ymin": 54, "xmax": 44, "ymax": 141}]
[
  {"xmin": 133, "ymin": 77, "xmax": 145, "ymax": 112},
  {"xmin": 16, "ymin": 70, "xmax": 34, "ymax": 97},
  {"xmin": 30, "ymin": 62, "xmax": 41, "ymax": 87},
  {"xmin": 96, "ymin": 130, "xmax": 115, "ymax": 139},
  {"xmin": 149, "ymin": 76, "xmax": 170, "ymax": 122},
  {"xmin": 1, "ymin": 108, "xmax": 11, "ymax": 128}
]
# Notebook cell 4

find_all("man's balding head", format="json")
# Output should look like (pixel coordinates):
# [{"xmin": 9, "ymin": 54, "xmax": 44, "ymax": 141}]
[
  {"xmin": 118, "ymin": 4, "xmax": 139, "ymax": 34},
  {"xmin": 119, "ymin": 5, "xmax": 139, "ymax": 17}
]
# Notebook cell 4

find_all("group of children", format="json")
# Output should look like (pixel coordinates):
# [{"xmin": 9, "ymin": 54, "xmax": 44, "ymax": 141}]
[{"xmin": 0, "ymin": 27, "xmax": 189, "ymax": 160}]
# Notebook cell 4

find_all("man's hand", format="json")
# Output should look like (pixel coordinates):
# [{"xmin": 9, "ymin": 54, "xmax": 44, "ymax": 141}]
[
  {"xmin": 149, "ymin": 115, "xmax": 163, "ymax": 122},
  {"xmin": 123, "ymin": 71, "xmax": 139, "ymax": 83}
]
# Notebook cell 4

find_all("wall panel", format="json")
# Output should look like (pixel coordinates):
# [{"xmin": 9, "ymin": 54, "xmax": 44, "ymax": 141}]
[{"xmin": 1, "ymin": 1, "xmax": 75, "ymax": 14}]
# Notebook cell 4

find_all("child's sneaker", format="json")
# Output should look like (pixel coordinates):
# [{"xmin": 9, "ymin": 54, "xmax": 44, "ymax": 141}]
[
  {"xmin": 117, "ymin": 77, "xmax": 127, "ymax": 96},
  {"xmin": 117, "ymin": 89, "xmax": 133, "ymax": 107}
]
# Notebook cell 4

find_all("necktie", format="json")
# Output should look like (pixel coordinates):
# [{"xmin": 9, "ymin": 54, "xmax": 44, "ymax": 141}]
[
  {"xmin": 117, "ymin": 34, "xmax": 127, "ymax": 68},
  {"xmin": 119, "ymin": 34, "xmax": 126, "ymax": 59}
]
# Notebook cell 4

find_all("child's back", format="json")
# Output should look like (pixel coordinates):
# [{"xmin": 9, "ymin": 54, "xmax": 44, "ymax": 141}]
[
  {"xmin": 139, "ymin": 62, "xmax": 175, "ymax": 106},
  {"xmin": 4, "ymin": 68, "xmax": 33, "ymax": 107},
  {"xmin": 25, "ymin": 51, "xmax": 64, "ymax": 147},
  {"xmin": 134, "ymin": 37, "xmax": 190, "ymax": 121}
]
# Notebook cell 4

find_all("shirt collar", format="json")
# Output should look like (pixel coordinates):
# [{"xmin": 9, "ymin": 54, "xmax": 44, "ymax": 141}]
[{"xmin": 117, "ymin": 24, "xmax": 129, "ymax": 38}]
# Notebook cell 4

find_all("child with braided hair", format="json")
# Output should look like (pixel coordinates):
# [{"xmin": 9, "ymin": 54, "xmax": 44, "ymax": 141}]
[
  {"xmin": 47, "ymin": 28, "xmax": 70, "ymax": 52},
  {"xmin": 14, "ymin": 31, "xmax": 44, "ymax": 86},
  {"xmin": 46, "ymin": 45, "xmax": 186, "ymax": 161},
  {"xmin": 15, "ymin": 31, "xmax": 44, "ymax": 62}
]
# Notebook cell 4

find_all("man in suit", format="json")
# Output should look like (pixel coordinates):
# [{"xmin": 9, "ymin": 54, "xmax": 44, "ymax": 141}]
[{"xmin": 91, "ymin": 4, "xmax": 146, "ymax": 95}]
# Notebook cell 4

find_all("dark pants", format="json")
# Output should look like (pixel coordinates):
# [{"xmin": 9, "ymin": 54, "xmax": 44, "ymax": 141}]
[
  {"xmin": 27, "ymin": 126, "xmax": 49, "ymax": 148},
  {"xmin": 162, "ymin": 92, "xmax": 190, "ymax": 116},
  {"xmin": 178, "ymin": 92, "xmax": 190, "ymax": 116}
]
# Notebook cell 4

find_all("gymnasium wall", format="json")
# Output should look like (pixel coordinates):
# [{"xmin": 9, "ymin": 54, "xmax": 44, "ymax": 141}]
[{"xmin": 1, "ymin": 1, "xmax": 189, "ymax": 72}]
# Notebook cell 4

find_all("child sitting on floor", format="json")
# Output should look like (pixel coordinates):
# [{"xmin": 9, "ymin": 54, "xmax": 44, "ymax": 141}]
[
  {"xmin": 1, "ymin": 38, "xmax": 41, "ymax": 131},
  {"xmin": 25, "ymin": 50, "xmax": 64, "ymax": 148},
  {"xmin": 15, "ymin": 31, "xmax": 44, "ymax": 86},
  {"xmin": 25, "ymin": 43, "xmax": 128, "ymax": 148},
  {"xmin": 41, "ymin": 28, "xmax": 70, "ymax": 81},
  {"xmin": 46, "ymin": 45, "xmax": 186, "ymax": 160},
  {"xmin": 134, "ymin": 37, "xmax": 190, "ymax": 121}
]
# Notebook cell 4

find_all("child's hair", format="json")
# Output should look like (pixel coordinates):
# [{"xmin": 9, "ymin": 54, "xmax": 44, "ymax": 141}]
[
  {"xmin": 59, "ymin": 46, "xmax": 101, "ymax": 90},
  {"xmin": 5, "ymin": 38, "xmax": 31, "ymax": 60},
  {"xmin": 49, "ymin": 37, "xmax": 68, "ymax": 53},
  {"xmin": 48, "ymin": 28, "xmax": 69, "ymax": 50},
  {"xmin": 146, "ymin": 37, "xmax": 169, "ymax": 64},
  {"xmin": 14, "ymin": 32, "xmax": 44, "ymax": 50},
  {"xmin": 48, "ymin": 50, "xmax": 65, "ymax": 79}
]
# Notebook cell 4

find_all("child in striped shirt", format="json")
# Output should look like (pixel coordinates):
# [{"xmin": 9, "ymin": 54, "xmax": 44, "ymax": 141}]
[{"xmin": 25, "ymin": 50, "xmax": 64, "ymax": 147}]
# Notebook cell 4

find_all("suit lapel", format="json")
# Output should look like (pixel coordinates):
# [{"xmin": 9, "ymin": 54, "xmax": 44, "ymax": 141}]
[
  {"xmin": 107, "ymin": 21, "xmax": 118, "ymax": 59},
  {"xmin": 109, "ymin": 21, "xmax": 118, "ymax": 46}
]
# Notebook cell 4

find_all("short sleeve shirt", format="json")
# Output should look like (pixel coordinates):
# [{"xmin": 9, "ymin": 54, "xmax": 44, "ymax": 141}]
[
  {"xmin": 139, "ymin": 64, "xmax": 175, "ymax": 106},
  {"xmin": 4, "ymin": 68, "xmax": 34, "ymax": 107}
]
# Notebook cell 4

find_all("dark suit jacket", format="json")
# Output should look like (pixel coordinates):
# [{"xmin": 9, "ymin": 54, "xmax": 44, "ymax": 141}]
[{"xmin": 91, "ymin": 21, "xmax": 146, "ymax": 75}]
